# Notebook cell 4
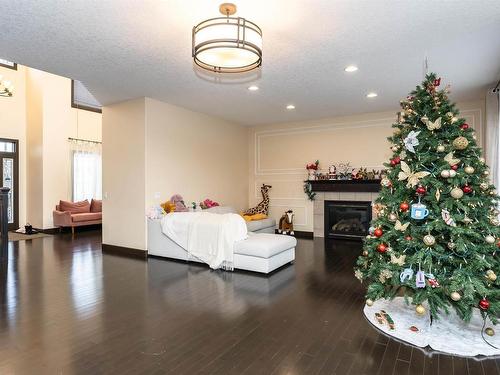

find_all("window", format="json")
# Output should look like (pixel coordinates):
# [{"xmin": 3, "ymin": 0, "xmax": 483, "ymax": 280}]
[
  {"xmin": 71, "ymin": 80, "xmax": 102, "ymax": 113},
  {"xmin": 0, "ymin": 59, "xmax": 17, "ymax": 70},
  {"xmin": 72, "ymin": 150, "xmax": 102, "ymax": 202}
]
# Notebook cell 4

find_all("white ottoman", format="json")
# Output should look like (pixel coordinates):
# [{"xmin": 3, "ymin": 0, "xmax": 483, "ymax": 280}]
[{"xmin": 233, "ymin": 233, "xmax": 296, "ymax": 274}]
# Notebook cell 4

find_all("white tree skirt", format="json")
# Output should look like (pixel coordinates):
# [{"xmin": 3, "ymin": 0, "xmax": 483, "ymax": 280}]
[{"xmin": 364, "ymin": 297, "xmax": 500, "ymax": 357}]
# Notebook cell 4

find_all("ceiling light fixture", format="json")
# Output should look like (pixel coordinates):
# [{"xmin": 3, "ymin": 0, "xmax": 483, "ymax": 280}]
[
  {"xmin": 344, "ymin": 65, "xmax": 358, "ymax": 72},
  {"xmin": 286, "ymin": 104, "xmax": 296, "ymax": 110},
  {"xmin": 0, "ymin": 76, "xmax": 13, "ymax": 97},
  {"xmin": 366, "ymin": 92, "xmax": 378, "ymax": 98},
  {"xmin": 248, "ymin": 85, "xmax": 259, "ymax": 91},
  {"xmin": 192, "ymin": 3, "xmax": 263, "ymax": 74}
]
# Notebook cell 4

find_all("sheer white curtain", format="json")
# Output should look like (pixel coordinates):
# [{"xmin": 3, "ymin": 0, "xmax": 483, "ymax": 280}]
[
  {"xmin": 485, "ymin": 87, "xmax": 500, "ymax": 189},
  {"xmin": 69, "ymin": 139, "xmax": 102, "ymax": 202}
]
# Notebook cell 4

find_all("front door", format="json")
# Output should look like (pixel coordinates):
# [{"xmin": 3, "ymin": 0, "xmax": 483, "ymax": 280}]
[{"xmin": 0, "ymin": 139, "xmax": 19, "ymax": 231}]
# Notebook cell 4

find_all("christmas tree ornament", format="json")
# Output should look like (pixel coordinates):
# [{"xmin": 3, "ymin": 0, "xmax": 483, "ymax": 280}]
[
  {"xmin": 411, "ymin": 202, "xmax": 429, "ymax": 220},
  {"xmin": 393, "ymin": 128, "xmax": 401, "ymax": 135},
  {"xmin": 448, "ymin": 169, "xmax": 457, "ymax": 178},
  {"xmin": 403, "ymin": 131, "xmax": 421, "ymax": 153},
  {"xmin": 355, "ymin": 269, "xmax": 363, "ymax": 281},
  {"xmin": 420, "ymin": 115, "xmax": 429, "ymax": 123},
  {"xmin": 491, "ymin": 217, "xmax": 500, "ymax": 226},
  {"xmin": 451, "ymin": 116, "xmax": 458, "ymax": 123},
  {"xmin": 377, "ymin": 243, "xmax": 388, "ymax": 253},
  {"xmin": 416, "ymin": 269, "xmax": 426, "ymax": 288},
  {"xmin": 390, "ymin": 156, "xmax": 401, "ymax": 166},
  {"xmin": 399, "ymin": 202, "xmax": 410, "ymax": 212},
  {"xmin": 440, "ymin": 170, "xmax": 450, "ymax": 178},
  {"xmin": 464, "ymin": 166, "xmax": 475, "ymax": 174},
  {"xmin": 405, "ymin": 235, "xmax": 412, "ymax": 241},
  {"xmin": 450, "ymin": 187, "xmax": 464, "ymax": 199},
  {"xmin": 391, "ymin": 145, "xmax": 399, "ymax": 152},
  {"xmin": 436, "ymin": 145, "xmax": 446, "ymax": 152},
  {"xmin": 435, "ymin": 189, "xmax": 441, "ymax": 201},
  {"xmin": 374, "ymin": 228, "xmax": 383, "ymax": 238},
  {"xmin": 362, "ymin": 250, "xmax": 369, "ymax": 257},
  {"xmin": 415, "ymin": 304, "xmax": 426, "ymax": 315},
  {"xmin": 381, "ymin": 177, "xmax": 392, "ymax": 187},
  {"xmin": 479, "ymin": 298, "xmax": 490, "ymax": 310},
  {"xmin": 450, "ymin": 164, "xmax": 459, "ymax": 171},
  {"xmin": 460, "ymin": 123, "xmax": 469, "ymax": 130},
  {"xmin": 390, "ymin": 254, "xmax": 406, "ymax": 266},
  {"xmin": 483, "ymin": 170, "xmax": 490, "ymax": 176},
  {"xmin": 447, "ymin": 241, "xmax": 456, "ymax": 249},
  {"xmin": 423, "ymin": 234, "xmax": 436, "ymax": 246},
  {"xmin": 425, "ymin": 117, "xmax": 442, "ymax": 131},
  {"xmin": 366, "ymin": 299, "xmax": 374, "ymax": 307},
  {"xmin": 398, "ymin": 161, "xmax": 431, "ymax": 187},
  {"xmin": 490, "ymin": 190, "xmax": 497, "ymax": 196},
  {"xmin": 416, "ymin": 185, "xmax": 427, "ymax": 195},
  {"xmin": 444, "ymin": 152, "xmax": 461, "ymax": 166},
  {"xmin": 433, "ymin": 78, "xmax": 441, "ymax": 86},
  {"xmin": 450, "ymin": 291, "xmax": 461, "ymax": 301},
  {"xmin": 388, "ymin": 212, "xmax": 398, "ymax": 222},
  {"xmin": 485, "ymin": 327, "xmax": 495, "ymax": 336},
  {"xmin": 394, "ymin": 220, "xmax": 410, "ymax": 231},
  {"xmin": 400, "ymin": 268, "xmax": 414, "ymax": 282},
  {"xmin": 462, "ymin": 185, "xmax": 473, "ymax": 194},
  {"xmin": 378, "ymin": 269, "xmax": 393, "ymax": 283},
  {"xmin": 487, "ymin": 271, "xmax": 497, "ymax": 282},
  {"xmin": 368, "ymin": 226, "xmax": 375, "ymax": 235},
  {"xmin": 480, "ymin": 182, "xmax": 489, "ymax": 190},
  {"xmin": 446, "ymin": 111, "xmax": 454, "ymax": 118},
  {"xmin": 485, "ymin": 235, "xmax": 496, "ymax": 244},
  {"xmin": 428, "ymin": 278, "xmax": 440, "ymax": 288},
  {"xmin": 479, "ymin": 157, "xmax": 486, "ymax": 163},
  {"xmin": 441, "ymin": 209, "xmax": 457, "ymax": 226},
  {"xmin": 462, "ymin": 215, "xmax": 472, "ymax": 225}
]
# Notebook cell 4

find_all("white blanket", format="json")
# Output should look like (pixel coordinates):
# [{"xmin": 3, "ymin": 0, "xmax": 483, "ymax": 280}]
[{"xmin": 160, "ymin": 212, "xmax": 248, "ymax": 270}]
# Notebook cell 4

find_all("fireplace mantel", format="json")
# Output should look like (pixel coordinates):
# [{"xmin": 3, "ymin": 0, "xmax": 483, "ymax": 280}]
[{"xmin": 307, "ymin": 179, "xmax": 381, "ymax": 193}]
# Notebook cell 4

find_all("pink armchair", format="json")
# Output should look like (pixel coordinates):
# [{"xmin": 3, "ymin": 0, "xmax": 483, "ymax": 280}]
[{"xmin": 53, "ymin": 199, "xmax": 102, "ymax": 234}]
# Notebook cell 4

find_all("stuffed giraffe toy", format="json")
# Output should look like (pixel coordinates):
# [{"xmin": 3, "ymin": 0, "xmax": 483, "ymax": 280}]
[{"xmin": 244, "ymin": 184, "xmax": 272, "ymax": 216}]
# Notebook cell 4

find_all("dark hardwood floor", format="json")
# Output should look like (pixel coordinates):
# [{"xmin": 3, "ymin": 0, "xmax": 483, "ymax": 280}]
[{"xmin": 0, "ymin": 231, "xmax": 498, "ymax": 374}]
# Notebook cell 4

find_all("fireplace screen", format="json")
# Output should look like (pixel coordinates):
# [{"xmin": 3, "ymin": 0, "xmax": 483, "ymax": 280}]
[{"xmin": 324, "ymin": 200, "xmax": 372, "ymax": 239}]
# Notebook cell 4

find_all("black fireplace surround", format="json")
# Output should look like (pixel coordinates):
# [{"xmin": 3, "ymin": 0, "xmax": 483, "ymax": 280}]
[{"xmin": 324, "ymin": 200, "xmax": 372, "ymax": 240}]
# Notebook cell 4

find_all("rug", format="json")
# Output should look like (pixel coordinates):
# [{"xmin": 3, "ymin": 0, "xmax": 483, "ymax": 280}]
[
  {"xmin": 364, "ymin": 297, "xmax": 500, "ymax": 357},
  {"xmin": 8, "ymin": 231, "xmax": 52, "ymax": 241}
]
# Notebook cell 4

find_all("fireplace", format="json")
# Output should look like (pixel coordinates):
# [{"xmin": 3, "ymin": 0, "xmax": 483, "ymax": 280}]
[{"xmin": 324, "ymin": 200, "xmax": 372, "ymax": 240}]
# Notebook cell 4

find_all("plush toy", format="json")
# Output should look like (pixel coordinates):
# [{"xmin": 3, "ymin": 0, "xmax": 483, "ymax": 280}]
[
  {"xmin": 242, "ymin": 213, "xmax": 267, "ymax": 222},
  {"xmin": 146, "ymin": 205, "xmax": 166, "ymax": 219},
  {"xmin": 170, "ymin": 194, "xmax": 188, "ymax": 212},
  {"xmin": 278, "ymin": 210, "xmax": 294, "ymax": 235},
  {"xmin": 200, "ymin": 198, "xmax": 220, "ymax": 209},
  {"xmin": 244, "ymin": 184, "xmax": 272, "ymax": 215},
  {"xmin": 161, "ymin": 200, "xmax": 176, "ymax": 214}
]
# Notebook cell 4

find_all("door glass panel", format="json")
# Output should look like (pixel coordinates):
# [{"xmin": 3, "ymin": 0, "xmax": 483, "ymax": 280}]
[
  {"xmin": 0, "ymin": 141, "xmax": 15, "ymax": 153},
  {"xmin": 2, "ymin": 158, "xmax": 14, "ymax": 224}
]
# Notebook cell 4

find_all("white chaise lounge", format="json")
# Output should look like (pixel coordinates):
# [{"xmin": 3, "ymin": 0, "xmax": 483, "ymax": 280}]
[{"xmin": 147, "ymin": 219, "xmax": 296, "ymax": 274}]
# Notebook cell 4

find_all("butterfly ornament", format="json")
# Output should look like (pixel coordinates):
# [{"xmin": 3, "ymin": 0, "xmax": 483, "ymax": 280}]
[
  {"xmin": 444, "ymin": 152, "xmax": 461, "ymax": 166},
  {"xmin": 425, "ymin": 117, "xmax": 442, "ymax": 131},
  {"xmin": 398, "ymin": 161, "xmax": 431, "ymax": 187},
  {"xmin": 394, "ymin": 220, "xmax": 410, "ymax": 232}
]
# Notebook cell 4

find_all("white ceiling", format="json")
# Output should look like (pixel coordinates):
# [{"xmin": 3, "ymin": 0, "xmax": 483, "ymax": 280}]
[{"xmin": 1, "ymin": 0, "xmax": 500, "ymax": 126}]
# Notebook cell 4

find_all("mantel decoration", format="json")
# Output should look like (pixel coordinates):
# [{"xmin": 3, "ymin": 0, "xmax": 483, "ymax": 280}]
[
  {"xmin": 0, "ymin": 75, "xmax": 14, "ymax": 97},
  {"xmin": 306, "ymin": 160, "xmax": 320, "ymax": 181},
  {"xmin": 192, "ymin": 3, "xmax": 263, "ymax": 73}
]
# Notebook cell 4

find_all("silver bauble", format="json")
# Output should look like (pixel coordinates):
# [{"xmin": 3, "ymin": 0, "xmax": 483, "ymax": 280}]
[
  {"xmin": 440, "ymin": 170, "xmax": 450, "ymax": 178},
  {"xmin": 450, "ymin": 292, "xmax": 461, "ymax": 301},
  {"xmin": 448, "ymin": 170, "xmax": 457, "ymax": 178},
  {"xmin": 486, "ymin": 235, "xmax": 496, "ymax": 244}
]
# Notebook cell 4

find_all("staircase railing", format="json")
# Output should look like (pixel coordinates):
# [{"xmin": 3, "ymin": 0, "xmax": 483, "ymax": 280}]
[{"xmin": 0, "ymin": 187, "xmax": 9, "ymax": 246}]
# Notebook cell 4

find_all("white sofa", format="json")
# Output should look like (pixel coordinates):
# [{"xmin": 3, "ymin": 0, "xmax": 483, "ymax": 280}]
[{"xmin": 147, "ymin": 214, "xmax": 296, "ymax": 274}]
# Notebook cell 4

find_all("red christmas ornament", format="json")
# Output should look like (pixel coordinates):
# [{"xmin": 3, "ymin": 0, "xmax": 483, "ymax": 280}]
[
  {"xmin": 460, "ymin": 123, "xmax": 469, "ymax": 130},
  {"xmin": 377, "ymin": 243, "xmax": 387, "ymax": 253},
  {"xmin": 399, "ymin": 202, "xmax": 410, "ymax": 212},
  {"xmin": 390, "ymin": 156, "xmax": 401, "ymax": 166},
  {"xmin": 374, "ymin": 228, "xmax": 383, "ymax": 238},
  {"xmin": 479, "ymin": 298, "xmax": 490, "ymax": 311},
  {"xmin": 462, "ymin": 185, "xmax": 473, "ymax": 194},
  {"xmin": 405, "ymin": 236, "xmax": 412, "ymax": 241},
  {"xmin": 416, "ymin": 186, "xmax": 427, "ymax": 195},
  {"xmin": 497, "ymin": 240, "xmax": 500, "ymax": 248},
  {"xmin": 433, "ymin": 78, "xmax": 441, "ymax": 87},
  {"xmin": 451, "ymin": 164, "xmax": 459, "ymax": 171}
]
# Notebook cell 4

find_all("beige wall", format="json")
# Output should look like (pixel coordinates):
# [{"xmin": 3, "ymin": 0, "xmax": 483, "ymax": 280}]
[
  {"xmin": 102, "ymin": 97, "xmax": 248, "ymax": 251},
  {"xmin": 145, "ymin": 98, "xmax": 248, "ymax": 211},
  {"xmin": 1, "ymin": 65, "xmax": 102, "ymax": 229},
  {"xmin": 102, "ymin": 98, "xmax": 146, "ymax": 250},
  {"xmin": 248, "ymin": 100, "xmax": 485, "ymax": 233}
]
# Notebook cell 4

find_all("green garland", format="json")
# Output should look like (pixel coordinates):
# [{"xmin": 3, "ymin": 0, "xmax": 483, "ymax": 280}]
[{"xmin": 304, "ymin": 182, "xmax": 316, "ymax": 201}]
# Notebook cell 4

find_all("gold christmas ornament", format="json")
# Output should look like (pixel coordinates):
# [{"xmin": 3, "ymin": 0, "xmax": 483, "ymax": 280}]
[
  {"xmin": 391, "ymin": 145, "xmax": 400, "ymax": 152},
  {"xmin": 464, "ymin": 166, "xmax": 475, "ymax": 174},
  {"xmin": 450, "ymin": 187, "xmax": 464, "ymax": 199},
  {"xmin": 415, "ymin": 304, "xmax": 426, "ymax": 315},
  {"xmin": 446, "ymin": 111, "xmax": 454, "ymax": 118},
  {"xmin": 483, "ymin": 170, "xmax": 490, "ymax": 177},
  {"xmin": 366, "ymin": 299, "xmax": 374, "ymax": 307},
  {"xmin": 452, "ymin": 136, "xmax": 469, "ymax": 150},
  {"xmin": 491, "ymin": 218, "xmax": 500, "ymax": 226},
  {"xmin": 362, "ymin": 250, "xmax": 369, "ymax": 257},
  {"xmin": 480, "ymin": 182, "xmax": 489, "ymax": 190},
  {"xmin": 447, "ymin": 241, "xmax": 456, "ymax": 249},
  {"xmin": 436, "ymin": 145, "xmax": 446, "ymax": 152},
  {"xmin": 479, "ymin": 157, "xmax": 486, "ymax": 163},
  {"xmin": 486, "ymin": 235, "xmax": 496, "ymax": 244},
  {"xmin": 450, "ymin": 292, "xmax": 461, "ymax": 301},
  {"xmin": 423, "ymin": 234, "xmax": 436, "ymax": 246},
  {"xmin": 485, "ymin": 327, "xmax": 495, "ymax": 336},
  {"xmin": 487, "ymin": 272, "xmax": 497, "ymax": 282},
  {"xmin": 451, "ymin": 116, "xmax": 458, "ymax": 123},
  {"xmin": 393, "ymin": 128, "xmax": 401, "ymax": 135}
]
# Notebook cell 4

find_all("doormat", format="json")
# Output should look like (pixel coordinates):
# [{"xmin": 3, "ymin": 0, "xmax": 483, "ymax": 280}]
[{"xmin": 8, "ymin": 231, "xmax": 52, "ymax": 241}]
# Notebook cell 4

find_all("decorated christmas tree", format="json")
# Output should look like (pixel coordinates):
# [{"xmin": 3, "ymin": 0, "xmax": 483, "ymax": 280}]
[{"xmin": 355, "ymin": 73, "xmax": 500, "ymax": 323}]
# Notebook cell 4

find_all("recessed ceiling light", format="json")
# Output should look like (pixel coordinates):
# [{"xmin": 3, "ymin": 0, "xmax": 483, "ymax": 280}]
[
  {"xmin": 286, "ymin": 104, "xmax": 296, "ymax": 110},
  {"xmin": 366, "ymin": 92, "xmax": 378, "ymax": 98},
  {"xmin": 344, "ymin": 65, "xmax": 358, "ymax": 72},
  {"xmin": 248, "ymin": 85, "xmax": 259, "ymax": 91}
]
